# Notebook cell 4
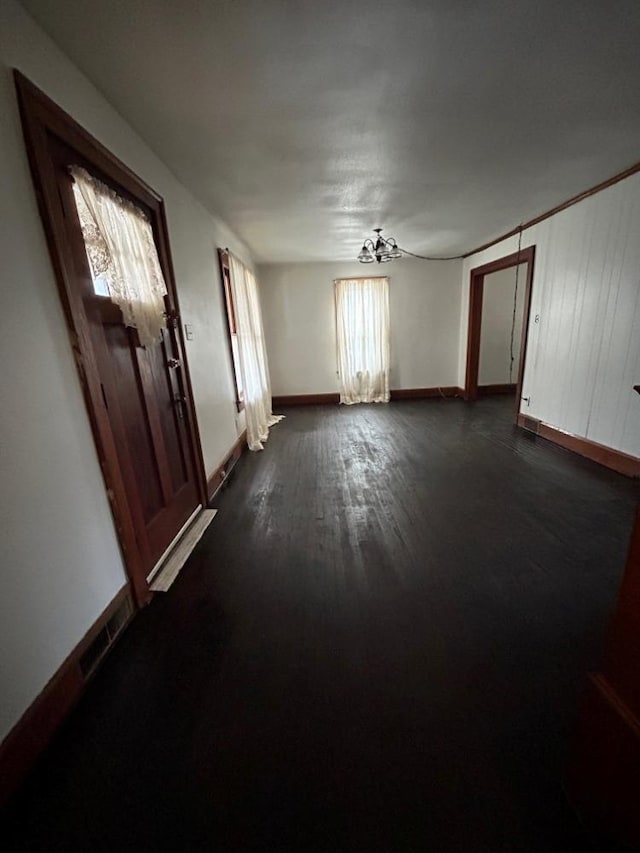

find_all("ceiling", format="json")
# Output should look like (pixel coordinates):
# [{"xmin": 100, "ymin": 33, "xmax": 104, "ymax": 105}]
[{"xmin": 21, "ymin": 0, "xmax": 640, "ymax": 263}]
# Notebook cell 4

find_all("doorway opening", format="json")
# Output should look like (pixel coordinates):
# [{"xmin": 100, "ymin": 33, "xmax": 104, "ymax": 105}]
[{"xmin": 464, "ymin": 246, "xmax": 535, "ymax": 416}]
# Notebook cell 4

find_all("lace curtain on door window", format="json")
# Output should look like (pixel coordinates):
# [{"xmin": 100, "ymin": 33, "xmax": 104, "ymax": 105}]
[{"xmin": 69, "ymin": 166, "xmax": 168, "ymax": 347}]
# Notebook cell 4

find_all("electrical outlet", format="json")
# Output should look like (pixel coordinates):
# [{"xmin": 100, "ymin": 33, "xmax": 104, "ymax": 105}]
[{"xmin": 184, "ymin": 323, "xmax": 194, "ymax": 340}]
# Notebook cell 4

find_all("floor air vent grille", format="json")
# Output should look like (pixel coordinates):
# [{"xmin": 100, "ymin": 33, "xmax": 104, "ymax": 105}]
[{"xmin": 522, "ymin": 416, "xmax": 540, "ymax": 434}]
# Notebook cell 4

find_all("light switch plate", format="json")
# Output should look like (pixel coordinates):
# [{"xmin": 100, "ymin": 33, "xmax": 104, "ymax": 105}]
[{"xmin": 184, "ymin": 323, "xmax": 194, "ymax": 340}]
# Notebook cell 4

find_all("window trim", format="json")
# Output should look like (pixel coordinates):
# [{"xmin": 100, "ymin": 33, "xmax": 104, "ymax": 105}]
[{"xmin": 217, "ymin": 248, "xmax": 244, "ymax": 412}]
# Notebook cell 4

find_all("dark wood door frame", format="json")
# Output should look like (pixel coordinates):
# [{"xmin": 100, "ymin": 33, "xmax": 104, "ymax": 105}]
[
  {"xmin": 14, "ymin": 71, "xmax": 208, "ymax": 607},
  {"xmin": 464, "ymin": 245, "xmax": 536, "ymax": 411},
  {"xmin": 217, "ymin": 248, "xmax": 245, "ymax": 413}
]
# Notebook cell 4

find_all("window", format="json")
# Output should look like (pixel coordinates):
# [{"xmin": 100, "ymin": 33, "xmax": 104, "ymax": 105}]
[
  {"xmin": 218, "ymin": 249, "xmax": 244, "ymax": 410},
  {"xmin": 334, "ymin": 276, "xmax": 390, "ymax": 405},
  {"xmin": 70, "ymin": 166, "xmax": 168, "ymax": 346}
]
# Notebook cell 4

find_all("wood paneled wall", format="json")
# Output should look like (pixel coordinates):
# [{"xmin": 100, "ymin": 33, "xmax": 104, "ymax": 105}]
[{"xmin": 461, "ymin": 172, "xmax": 640, "ymax": 460}]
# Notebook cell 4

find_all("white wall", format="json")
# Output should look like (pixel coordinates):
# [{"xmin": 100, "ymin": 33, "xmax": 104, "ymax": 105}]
[
  {"xmin": 460, "ymin": 175, "xmax": 640, "ymax": 458},
  {"xmin": 0, "ymin": 0, "xmax": 249, "ymax": 743},
  {"xmin": 259, "ymin": 259, "xmax": 462, "ymax": 395},
  {"xmin": 3, "ymin": 0, "xmax": 639, "ymax": 755},
  {"xmin": 479, "ymin": 264, "xmax": 527, "ymax": 385}
]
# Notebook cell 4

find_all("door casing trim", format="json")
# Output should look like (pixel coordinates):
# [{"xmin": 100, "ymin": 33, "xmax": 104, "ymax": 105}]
[
  {"xmin": 464, "ymin": 245, "xmax": 536, "ymax": 417},
  {"xmin": 14, "ymin": 70, "xmax": 208, "ymax": 606}
]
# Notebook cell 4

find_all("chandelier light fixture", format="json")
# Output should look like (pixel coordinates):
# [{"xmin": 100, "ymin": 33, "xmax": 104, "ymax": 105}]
[{"xmin": 357, "ymin": 228, "xmax": 403, "ymax": 264}]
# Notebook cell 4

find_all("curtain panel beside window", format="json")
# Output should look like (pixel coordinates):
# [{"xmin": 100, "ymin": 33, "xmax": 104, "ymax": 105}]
[{"xmin": 228, "ymin": 255, "xmax": 283, "ymax": 450}]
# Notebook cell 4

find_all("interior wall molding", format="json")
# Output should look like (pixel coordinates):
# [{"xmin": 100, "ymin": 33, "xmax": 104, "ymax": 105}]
[
  {"xmin": 477, "ymin": 383, "xmax": 517, "ymax": 396},
  {"xmin": 517, "ymin": 414, "xmax": 640, "ymax": 477},
  {"xmin": 464, "ymin": 159, "xmax": 640, "ymax": 258},
  {"xmin": 272, "ymin": 393, "xmax": 340, "ymax": 406},
  {"xmin": 389, "ymin": 387, "xmax": 463, "ymax": 400},
  {"xmin": 0, "ymin": 585, "xmax": 133, "ymax": 805},
  {"xmin": 272, "ymin": 388, "xmax": 464, "ymax": 407},
  {"xmin": 206, "ymin": 429, "xmax": 248, "ymax": 503}
]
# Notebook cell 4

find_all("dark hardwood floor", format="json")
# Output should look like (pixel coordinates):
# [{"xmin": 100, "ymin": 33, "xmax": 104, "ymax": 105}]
[{"xmin": 2, "ymin": 398, "xmax": 638, "ymax": 852}]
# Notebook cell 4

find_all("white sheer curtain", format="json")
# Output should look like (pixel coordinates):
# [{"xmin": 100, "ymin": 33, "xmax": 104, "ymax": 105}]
[
  {"xmin": 229, "ymin": 255, "xmax": 283, "ymax": 451},
  {"xmin": 335, "ymin": 277, "xmax": 390, "ymax": 405},
  {"xmin": 69, "ymin": 166, "xmax": 167, "ymax": 347}
]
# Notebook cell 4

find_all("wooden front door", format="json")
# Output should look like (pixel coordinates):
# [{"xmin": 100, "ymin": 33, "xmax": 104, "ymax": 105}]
[
  {"xmin": 16, "ymin": 73, "xmax": 206, "ymax": 604},
  {"xmin": 81, "ymin": 261, "xmax": 201, "ymax": 577}
]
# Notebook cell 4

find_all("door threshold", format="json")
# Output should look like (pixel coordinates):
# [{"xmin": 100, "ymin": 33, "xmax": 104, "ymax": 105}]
[
  {"xmin": 147, "ymin": 504, "xmax": 202, "ymax": 584},
  {"xmin": 149, "ymin": 509, "xmax": 217, "ymax": 593}
]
